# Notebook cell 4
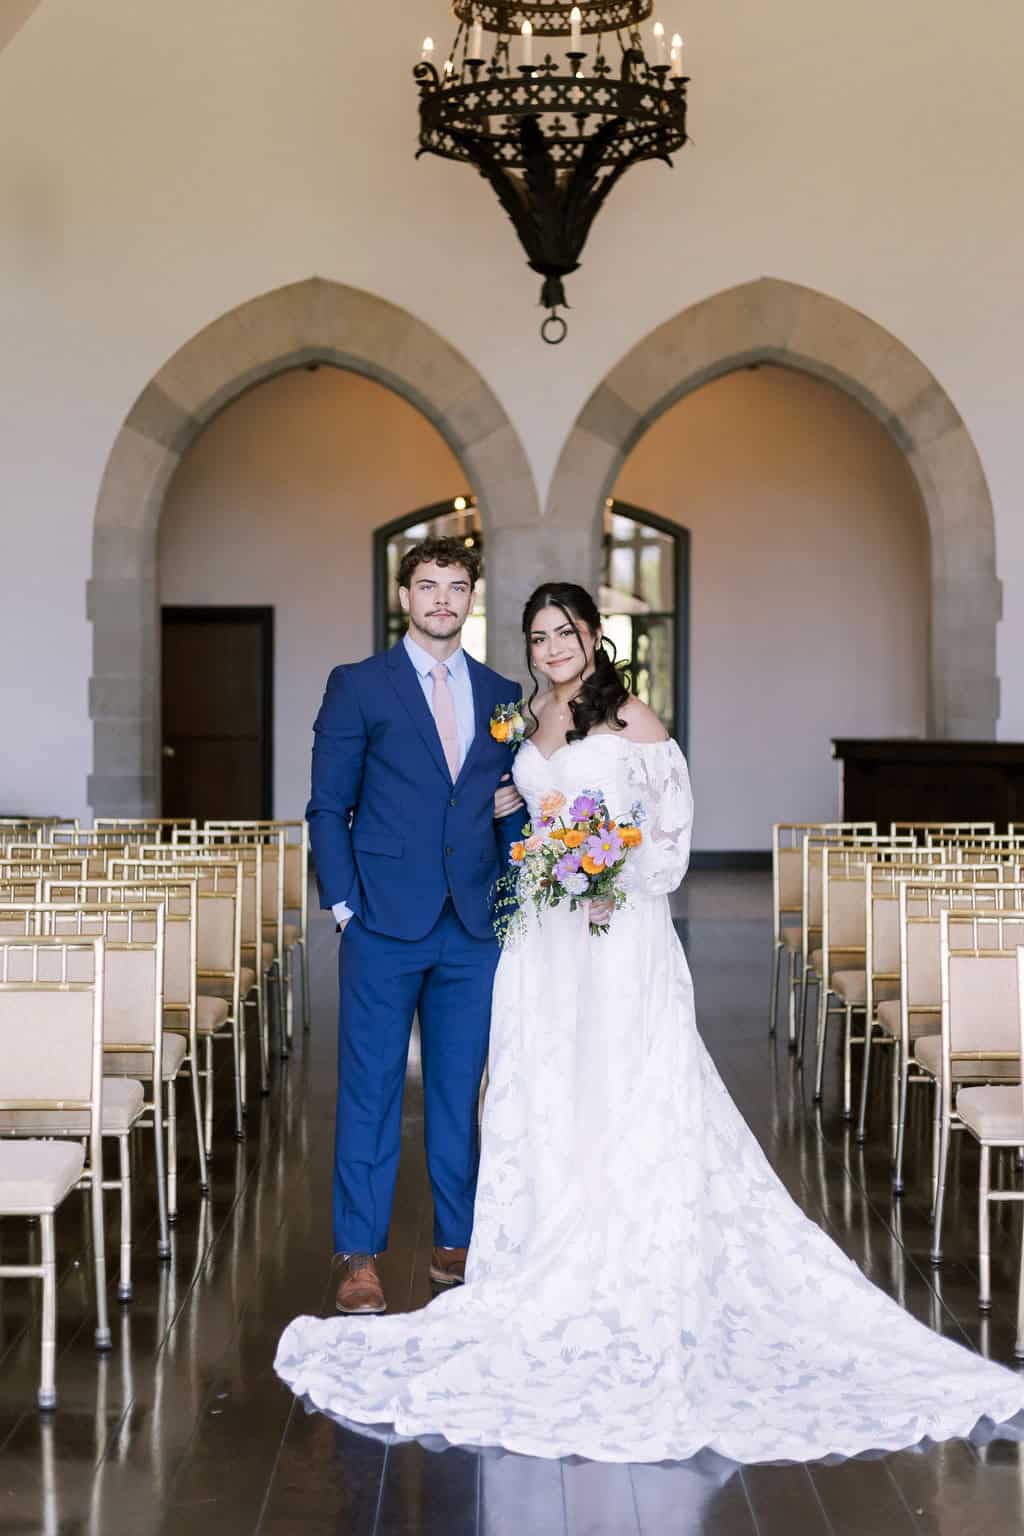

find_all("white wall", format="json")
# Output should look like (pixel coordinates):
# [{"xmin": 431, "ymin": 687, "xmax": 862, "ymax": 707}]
[
  {"xmin": 1, "ymin": 0, "xmax": 1022, "ymax": 815},
  {"xmin": 158, "ymin": 367, "xmax": 464, "ymax": 817},
  {"xmin": 615, "ymin": 367, "xmax": 929, "ymax": 850}
]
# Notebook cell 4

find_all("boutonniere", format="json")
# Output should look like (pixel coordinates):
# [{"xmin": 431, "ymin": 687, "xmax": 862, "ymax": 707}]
[{"xmin": 490, "ymin": 700, "xmax": 526, "ymax": 748}]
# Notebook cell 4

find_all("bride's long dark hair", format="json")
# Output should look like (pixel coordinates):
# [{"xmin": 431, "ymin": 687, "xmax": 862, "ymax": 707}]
[{"xmin": 521, "ymin": 582, "xmax": 631, "ymax": 743}]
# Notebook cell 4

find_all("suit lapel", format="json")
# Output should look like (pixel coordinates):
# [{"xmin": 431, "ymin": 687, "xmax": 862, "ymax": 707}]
[
  {"xmin": 385, "ymin": 642, "xmax": 452, "ymax": 784},
  {"xmin": 455, "ymin": 655, "xmax": 495, "ymax": 788}
]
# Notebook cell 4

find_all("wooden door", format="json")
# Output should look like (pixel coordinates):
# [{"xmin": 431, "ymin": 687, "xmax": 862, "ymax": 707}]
[{"xmin": 161, "ymin": 607, "xmax": 273, "ymax": 821}]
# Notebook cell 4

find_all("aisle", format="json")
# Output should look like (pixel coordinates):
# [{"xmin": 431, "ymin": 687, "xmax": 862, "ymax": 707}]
[{"xmin": 1, "ymin": 874, "xmax": 1022, "ymax": 1534}]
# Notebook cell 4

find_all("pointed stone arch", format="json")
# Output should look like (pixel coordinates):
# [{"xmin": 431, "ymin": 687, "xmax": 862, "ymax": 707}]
[
  {"xmin": 546, "ymin": 278, "xmax": 1000, "ymax": 739},
  {"xmin": 88, "ymin": 278, "xmax": 540, "ymax": 814}
]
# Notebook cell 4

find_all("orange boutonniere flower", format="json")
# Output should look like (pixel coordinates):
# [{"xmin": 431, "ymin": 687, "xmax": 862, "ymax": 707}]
[
  {"xmin": 510, "ymin": 842, "xmax": 526, "ymax": 863},
  {"xmin": 491, "ymin": 720, "xmax": 511, "ymax": 743},
  {"xmin": 562, "ymin": 829, "xmax": 585, "ymax": 849},
  {"xmin": 619, "ymin": 826, "xmax": 643, "ymax": 848}
]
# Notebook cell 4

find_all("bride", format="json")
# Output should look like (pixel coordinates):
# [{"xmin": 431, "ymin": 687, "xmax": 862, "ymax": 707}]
[{"xmin": 275, "ymin": 581, "xmax": 1024, "ymax": 1463}]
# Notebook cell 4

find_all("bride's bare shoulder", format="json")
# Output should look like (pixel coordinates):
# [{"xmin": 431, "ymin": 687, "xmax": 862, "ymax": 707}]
[{"xmin": 614, "ymin": 695, "xmax": 670, "ymax": 744}]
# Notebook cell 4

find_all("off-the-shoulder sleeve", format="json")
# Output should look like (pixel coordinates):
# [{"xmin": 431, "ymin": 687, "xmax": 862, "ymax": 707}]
[{"xmin": 623, "ymin": 739, "xmax": 694, "ymax": 898}]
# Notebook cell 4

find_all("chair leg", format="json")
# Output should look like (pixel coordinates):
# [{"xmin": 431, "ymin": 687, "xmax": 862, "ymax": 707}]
[
  {"xmin": 800, "ymin": 966, "xmax": 815, "ymax": 1063},
  {"xmin": 1016, "ymin": 1199, "xmax": 1024, "ymax": 1358},
  {"xmin": 769, "ymin": 941, "xmax": 782, "ymax": 1037},
  {"xmin": 813, "ymin": 981, "xmax": 830, "ymax": 1103},
  {"xmin": 275, "ymin": 962, "xmax": 287, "ymax": 1060},
  {"xmin": 189, "ymin": 1053, "xmax": 209, "ymax": 1193},
  {"xmin": 257, "ymin": 971, "xmax": 270, "ymax": 1096},
  {"xmin": 979, "ymin": 1143, "xmax": 992, "ymax": 1310},
  {"xmin": 38, "ymin": 1212, "xmax": 57, "ymax": 1410},
  {"xmin": 166, "ymin": 1080, "xmax": 178, "ymax": 1225},
  {"xmin": 842, "ymin": 1003, "xmax": 855, "ymax": 1120},
  {"xmin": 796, "ymin": 963, "xmax": 814, "ymax": 1065},
  {"xmin": 284, "ymin": 949, "xmax": 295, "ymax": 1054},
  {"xmin": 856, "ymin": 1012, "xmax": 875, "ymax": 1143},
  {"xmin": 930, "ymin": 1100, "xmax": 950, "ymax": 1265},
  {"xmin": 300, "ymin": 937, "xmax": 311, "ymax": 1033},
  {"xmin": 91, "ymin": 1167, "xmax": 111, "ymax": 1351},
  {"xmin": 238, "ymin": 995, "xmax": 249, "ymax": 1119},
  {"xmin": 893, "ymin": 1057, "xmax": 911, "ymax": 1194},
  {"xmin": 232, "ymin": 1007, "xmax": 245, "ymax": 1142},
  {"xmin": 203, "ymin": 1036, "xmax": 215, "ymax": 1156},
  {"xmin": 152, "ymin": 1081, "xmax": 171, "ymax": 1262},
  {"xmin": 889, "ymin": 1039, "xmax": 902, "ymax": 1165},
  {"xmin": 117, "ymin": 1134, "xmax": 132, "ymax": 1301}
]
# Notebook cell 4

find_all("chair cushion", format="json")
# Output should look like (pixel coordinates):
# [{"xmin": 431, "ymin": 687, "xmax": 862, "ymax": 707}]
[
  {"xmin": 811, "ymin": 949, "xmax": 823, "ymax": 974},
  {"xmin": 264, "ymin": 921, "xmax": 300, "ymax": 948},
  {"xmin": 957, "ymin": 1085, "xmax": 1024, "ymax": 1143},
  {"xmin": 915, "ymin": 1036, "xmax": 1020, "ymax": 1083},
  {"xmin": 0, "ymin": 1078, "xmax": 145, "ymax": 1135},
  {"xmin": 242, "ymin": 942, "xmax": 274, "ymax": 969},
  {"xmin": 781, "ymin": 928, "xmax": 802, "ymax": 954},
  {"xmin": 832, "ymin": 970, "xmax": 866, "ymax": 1005},
  {"xmin": 105, "ymin": 1034, "xmax": 188, "ymax": 1081},
  {"xmin": 201, "ymin": 968, "xmax": 256, "ymax": 999},
  {"xmin": 194, "ymin": 995, "xmax": 230, "ymax": 1034},
  {"xmin": 876, "ymin": 1000, "xmax": 940, "ymax": 1042},
  {"xmin": 0, "ymin": 1139, "xmax": 86, "ymax": 1214}
]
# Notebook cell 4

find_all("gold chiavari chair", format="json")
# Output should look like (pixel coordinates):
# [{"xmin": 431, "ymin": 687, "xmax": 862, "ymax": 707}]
[
  {"xmin": 4, "ymin": 841, "xmax": 112, "ymax": 878},
  {"xmin": 954, "ymin": 946, "xmax": 1024, "ymax": 1318},
  {"xmin": 891, "ymin": 878, "xmax": 1024, "ymax": 1199},
  {"xmin": 206, "ymin": 819, "xmax": 311, "ymax": 1041},
  {"xmin": 854, "ymin": 860, "xmax": 1004, "ymax": 1146},
  {"xmin": 891, "ymin": 821, "xmax": 996, "ymax": 844},
  {"xmin": 112, "ymin": 856, "xmax": 244, "ymax": 1145},
  {"xmin": 0, "ymin": 902, "xmax": 170, "ymax": 1293},
  {"xmin": 924, "ymin": 831, "xmax": 1024, "ymax": 857},
  {"xmin": 0, "ymin": 817, "xmax": 77, "ymax": 845},
  {"xmin": 929, "ymin": 908, "xmax": 1024, "ymax": 1266},
  {"xmin": 44, "ymin": 876, "xmax": 208, "ymax": 1213},
  {"xmin": 93, "ymin": 817, "xmax": 197, "ymax": 844},
  {"xmin": 0, "ymin": 935, "xmax": 107, "ymax": 1405},
  {"xmin": 810, "ymin": 841, "xmax": 931, "ymax": 1114}
]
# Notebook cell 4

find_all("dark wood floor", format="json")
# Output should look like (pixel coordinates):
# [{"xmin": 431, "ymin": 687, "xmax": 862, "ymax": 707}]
[{"xmin": 3, "ymin": 873, "xmax": 1024, "ymax": 1535}]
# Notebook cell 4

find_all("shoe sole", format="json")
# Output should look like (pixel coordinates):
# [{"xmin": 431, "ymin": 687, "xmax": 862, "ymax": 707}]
[{"xmin": 429, "ymin": 1267, "xmax": 465, "ymax": 1287}]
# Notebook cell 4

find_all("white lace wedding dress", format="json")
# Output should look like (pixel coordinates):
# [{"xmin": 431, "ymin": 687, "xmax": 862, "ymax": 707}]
[{"xmin": 275, "ymin": 735, "xmax": 1024, "ymax": 1462}]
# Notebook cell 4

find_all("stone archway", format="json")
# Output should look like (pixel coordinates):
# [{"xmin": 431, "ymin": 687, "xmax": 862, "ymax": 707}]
[
  {"xmin": 546, "ymin": 278, "xmax": 1000, "ymax": 740},
  {"xmin": 88, "ymin": 278, "xmax": 540, "ymax": 815}
]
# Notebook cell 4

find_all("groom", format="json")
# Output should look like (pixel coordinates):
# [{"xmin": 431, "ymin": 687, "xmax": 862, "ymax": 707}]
[{"xmin": 307, "ymin": 536, "xmax": 524, "ymax": 1314}]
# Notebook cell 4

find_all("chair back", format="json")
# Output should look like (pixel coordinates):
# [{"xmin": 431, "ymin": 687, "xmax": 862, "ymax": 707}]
[
  {"xmin": 892, "ymin": 821, "xmax": 995, "ymax": 845},
  {"xmin": 940, "ymin": 909, "xmax": 1024, "ymax": 1109},
  {"xmin": 0, "ymin": 938, "xmax": 104, "ymax": 1139}
]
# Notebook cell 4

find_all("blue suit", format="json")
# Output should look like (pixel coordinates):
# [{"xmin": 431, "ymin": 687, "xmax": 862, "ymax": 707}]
[{"xmin": 307, "ymin": 641, "xmax": 522, "ymax": 1255}]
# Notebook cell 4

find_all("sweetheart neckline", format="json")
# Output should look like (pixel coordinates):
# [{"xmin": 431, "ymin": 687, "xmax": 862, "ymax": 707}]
[{"xmin": 520, "ymin": 733, "xmax": 660, "ymax": 765}]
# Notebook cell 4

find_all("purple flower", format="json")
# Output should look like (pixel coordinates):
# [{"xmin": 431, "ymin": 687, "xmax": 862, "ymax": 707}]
[
  {"xmin": 569, "ymin": 793, "xmax": 599, "ymax": 822},
  {"xmin": 555, "ymin": 850, "xmax": 583, "ymax": 884},
  {"xmin": 585, "ymin": 829, "xmax": 623, "ymax": 869}
]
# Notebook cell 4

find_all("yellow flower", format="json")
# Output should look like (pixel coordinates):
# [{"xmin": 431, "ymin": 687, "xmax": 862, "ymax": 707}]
[
  {"xmin": 563, "ymin": 829, "xmax": 585, "ymax": 849},
  {"xmin": 620, "ymin": 826, "xmax": 643, "ymax": 848},
  {"xmin": 581, "ymin": 853, "xmax": 602, "ymax": 876},
  {"xmin": 491, "ymin": 720, "xmax": 511, "ymax": 743}
]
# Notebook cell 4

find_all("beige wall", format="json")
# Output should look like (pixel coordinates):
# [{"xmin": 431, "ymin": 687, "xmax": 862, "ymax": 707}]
[
  {"xmin": 615, "ymin": 367, "xmax": 930, "ymax": 850},
  {"xmin": 158, "ymin": 367, "xmax": 464, "ymax": 817}
]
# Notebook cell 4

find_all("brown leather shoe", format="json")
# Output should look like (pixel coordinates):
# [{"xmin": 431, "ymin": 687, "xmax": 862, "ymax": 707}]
[
  {"xmin": 335, "ymin": 1253, "xmax": 386, "ymax": 1314},
  {"xmin": 429, "ymin": 1247, "xmax": 468, "ymax": 1287}
]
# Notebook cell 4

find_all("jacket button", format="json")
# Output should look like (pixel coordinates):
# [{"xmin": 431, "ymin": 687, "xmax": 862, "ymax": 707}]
[
  {"xmin": 449, "ymin": 797, "xmax": 457, "ymax": 807},
  {"xmin": 445, "ymin": 845, "xmax": 455, "ymax": 856}
]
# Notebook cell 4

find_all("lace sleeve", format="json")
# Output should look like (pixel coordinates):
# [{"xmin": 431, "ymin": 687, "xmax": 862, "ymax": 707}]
[{"xmin": 623, "ymin": 739, "xmax": 694, "ymax": 898}]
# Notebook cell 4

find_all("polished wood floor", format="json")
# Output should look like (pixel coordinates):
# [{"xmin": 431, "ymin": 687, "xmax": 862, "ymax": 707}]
[{"xmin": 3, "ymin": 873, "xmax": 1024, "ymax": 1534}]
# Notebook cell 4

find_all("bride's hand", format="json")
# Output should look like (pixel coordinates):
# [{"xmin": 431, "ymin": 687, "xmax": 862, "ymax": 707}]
[{"xmin": 588, "ymin": 897, "xmax": 615, "ymax": 927}]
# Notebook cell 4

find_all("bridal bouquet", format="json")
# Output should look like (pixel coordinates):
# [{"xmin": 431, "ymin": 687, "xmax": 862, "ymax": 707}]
[{"xmin": 494, "ymin": 788, "xmax": 645, "ymax": 942}]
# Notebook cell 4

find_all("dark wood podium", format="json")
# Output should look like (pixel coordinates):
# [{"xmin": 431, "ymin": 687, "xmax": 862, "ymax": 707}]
[{"xmin": 832, "ymin": 740, "xmax": 1024, "ymax": 830}]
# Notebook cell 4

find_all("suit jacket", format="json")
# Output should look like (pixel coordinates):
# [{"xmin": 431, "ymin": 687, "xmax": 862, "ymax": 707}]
[{"xmin": 306, "ymin": 642, "xmax": 523, "ymax": 942}]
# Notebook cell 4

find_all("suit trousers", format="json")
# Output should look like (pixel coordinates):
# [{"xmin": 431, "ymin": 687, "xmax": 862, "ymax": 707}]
[{"xmin": 334, "ymin": 902, "xmax": 500, "ymax": 1255}]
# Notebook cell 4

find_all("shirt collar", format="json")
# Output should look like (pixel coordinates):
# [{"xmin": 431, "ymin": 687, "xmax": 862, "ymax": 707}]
[{"xmin": 403, "ymin": 631, "xmax": 467, "ymax": 681}]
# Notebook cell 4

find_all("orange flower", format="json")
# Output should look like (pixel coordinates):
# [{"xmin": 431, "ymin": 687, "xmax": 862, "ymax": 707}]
[
  {"xmin": 563, "ymin": 829, "xmax": 586, "ymax": 848},
  {"xmin": 491, "ymin": 720, "xmax": 511, "ymax": 743},
  {"xmin": 510, "ymin": 842, "xmax": 526, "ymax": 862},
  {"xmin": 539, "ymin": 790, "xmax": 567, "ymax": 819},
  {"xmin": 619, "ymin": 826, "xmax": 643, "ymax": 848},
  {"xmin": 581, "ymin": 853, "xmax": 602, "ymax": 876},
  {"xmin": 548, "ymin": 827, "xmax": 567, "ymax": 842}
]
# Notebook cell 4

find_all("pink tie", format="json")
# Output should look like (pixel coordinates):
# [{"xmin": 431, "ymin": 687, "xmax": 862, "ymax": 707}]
[{"xmin": 430, "ymin": 663, "xmax": 460, "ymax": 781}]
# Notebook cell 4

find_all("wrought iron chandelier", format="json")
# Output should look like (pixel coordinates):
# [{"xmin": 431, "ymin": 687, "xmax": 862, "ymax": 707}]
[{"xmin": 414, "ymin": 3, "xmax": 689, "ymax": 344}]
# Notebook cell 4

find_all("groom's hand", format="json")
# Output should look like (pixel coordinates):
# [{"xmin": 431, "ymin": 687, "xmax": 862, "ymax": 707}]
[{"xmin": 494, "ymin": 775, "xmax": 524, "ymax": 821}]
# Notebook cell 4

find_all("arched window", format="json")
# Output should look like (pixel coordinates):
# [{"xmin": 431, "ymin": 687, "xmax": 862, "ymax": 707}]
[
  {"xmin": 374, "ymin": 496, "xmax": 485, "ymax": 661},
  {"xmin": 602, "ymin": 501, "xmax": 690, "ymax": 749}
]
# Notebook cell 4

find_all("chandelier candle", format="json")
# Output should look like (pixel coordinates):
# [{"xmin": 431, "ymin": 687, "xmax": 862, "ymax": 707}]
[{"xmin": 413, "ymin": 2, "xmax": 690, "ymax": 344}]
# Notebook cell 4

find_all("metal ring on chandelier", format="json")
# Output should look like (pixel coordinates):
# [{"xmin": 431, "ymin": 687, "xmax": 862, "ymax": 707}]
[{"xmin": 541, "ymin": 311, "xmax": 569, "ymax": 346}]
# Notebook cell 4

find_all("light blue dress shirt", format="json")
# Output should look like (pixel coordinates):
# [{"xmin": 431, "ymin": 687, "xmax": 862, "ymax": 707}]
[{"xmin": 332, "ymin": 633, "xmax": 477, "ymax": 927}]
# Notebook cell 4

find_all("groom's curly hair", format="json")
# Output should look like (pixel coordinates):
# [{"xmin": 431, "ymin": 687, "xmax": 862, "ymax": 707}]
[{"xmin": 397, "ymin": 536, "xmax": 481, "ymax": 591}]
